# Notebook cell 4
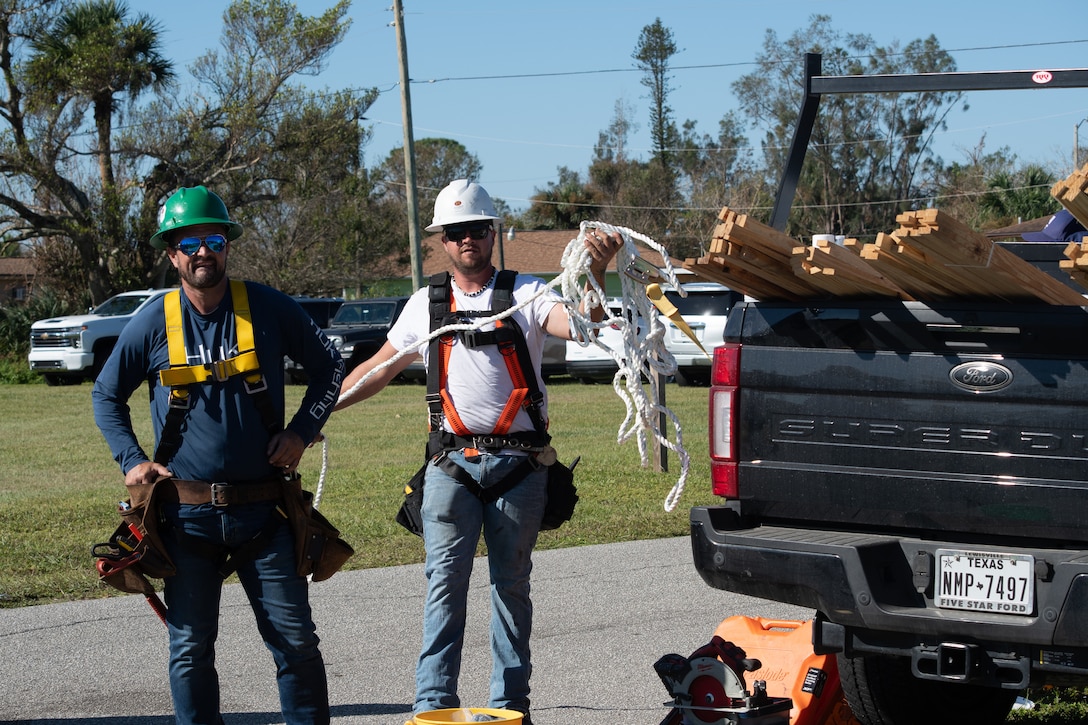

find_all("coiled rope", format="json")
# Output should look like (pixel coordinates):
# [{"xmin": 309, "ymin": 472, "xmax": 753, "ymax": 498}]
[{"xmin": 312, "ymin": 221, "xmax": 691, "ymax": 512}]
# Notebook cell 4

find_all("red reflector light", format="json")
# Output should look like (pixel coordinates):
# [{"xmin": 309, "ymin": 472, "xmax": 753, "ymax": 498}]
[
  {"xmin": 712, "ymin": 344, "xmax": 740, "ymax": 386},
  {"xmin": 711, "ymin": 461, "xmax": 737, "ymax": 498}
]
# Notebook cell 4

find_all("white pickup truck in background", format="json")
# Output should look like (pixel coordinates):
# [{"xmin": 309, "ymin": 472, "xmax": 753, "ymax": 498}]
[{"xmin": 28, "ymin": 288, "xmax": 173, "ymax": 386}]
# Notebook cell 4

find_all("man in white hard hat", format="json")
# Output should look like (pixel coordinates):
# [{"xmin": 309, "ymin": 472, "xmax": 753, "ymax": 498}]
[{"xmin": 336, "ymin": 179, "xmax": 622, "ymax": 723}]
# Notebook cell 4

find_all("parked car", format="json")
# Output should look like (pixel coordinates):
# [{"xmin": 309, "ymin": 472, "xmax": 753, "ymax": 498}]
[
  {"xmin": 284, "ymin": 296, "xmax": 346, "ymax": 384},
  {"xmin": 286, "ymin": 296, "xmax": 409, "ymax": 384},
  {"xmin": 326, "ymin": 297, "xmax": 410, "ymax": 369},
  {"xmin": 662, "ymin": 282, "xmax": 741, "ymax": 386},
  {"xmin": 293, "ymin": 296, "xmax": 344, "ymax": 329},
  {"xmin": 566, "ymin": 282, "xmax": 739, "ymax": 386},
  {"xmin": 28, "ymin": 288, "xmax": 175, "ymax": 386},
  {"xmin": 565, "ymin": 300, "xmax": 637, "ymax": 384}
]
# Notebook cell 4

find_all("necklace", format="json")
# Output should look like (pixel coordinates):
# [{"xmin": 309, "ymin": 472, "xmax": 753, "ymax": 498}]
[{"xmin": 453, "ymin": 269, "xmax": 496, "ymax": 298}]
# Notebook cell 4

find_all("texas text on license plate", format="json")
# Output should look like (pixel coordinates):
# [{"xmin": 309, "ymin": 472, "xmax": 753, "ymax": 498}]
[{"xmin": 935, "ymin": 549, "xmax": 1035, "ymax": 614}]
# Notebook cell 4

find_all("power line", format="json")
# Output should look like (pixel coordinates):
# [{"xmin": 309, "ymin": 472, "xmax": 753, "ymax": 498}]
[{"xmin": 396, "ymin": 38, "xmax": 1088, "ymax": 87}]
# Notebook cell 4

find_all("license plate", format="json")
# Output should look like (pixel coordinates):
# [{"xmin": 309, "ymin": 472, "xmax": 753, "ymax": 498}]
[
  {"xmin": 670, "ymin": 323, "xmax": 703, "ymax": 342},
  {"xmin": 935, "ymin": 549, "xmax": 1034, "ymax": 614}
]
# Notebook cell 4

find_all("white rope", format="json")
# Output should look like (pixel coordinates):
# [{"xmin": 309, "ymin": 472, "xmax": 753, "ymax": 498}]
[
  {"xmin": 324, "ymin": 221, "xmax": 693, "ymax": 513},
  {"xmin": 311, "ymin": 431, "xmax": 330, "ymax": 510},
  {"xmin": 559, "ymin": 222, "xmax": 692, "ymax": 512}
]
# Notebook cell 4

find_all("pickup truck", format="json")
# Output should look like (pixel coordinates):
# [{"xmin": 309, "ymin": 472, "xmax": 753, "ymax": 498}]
[
  {"xmin": 287, "ymin": 296, "xmax": 408, "ymax": 382},
  {"xmin": 28, "ymin": 288, "xmax": 173, "ymax": 386},
  {"xmin": 687, "ymin": 58, "xmax": 1088, "ymax": 724}
]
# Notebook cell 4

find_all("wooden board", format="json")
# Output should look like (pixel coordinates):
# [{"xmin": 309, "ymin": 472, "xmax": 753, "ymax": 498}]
[{"xmin": 684, "ymin": 204, "xmax": 1088, "ymax": 306}]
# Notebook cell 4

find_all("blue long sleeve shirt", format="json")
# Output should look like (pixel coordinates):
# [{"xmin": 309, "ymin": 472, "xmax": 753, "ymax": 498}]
[{"xmin": 92, "ymin": 281, "xmax": 344, "ymax": 481}]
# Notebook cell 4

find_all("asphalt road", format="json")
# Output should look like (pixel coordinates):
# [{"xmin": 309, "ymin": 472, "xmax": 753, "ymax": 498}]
[{"xmin": 0, "ymin": 536, "xmax": 811, "ymax": 724}]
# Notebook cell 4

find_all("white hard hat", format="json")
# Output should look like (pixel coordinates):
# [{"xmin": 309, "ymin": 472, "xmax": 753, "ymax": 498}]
[{"xmin": 425, "ymin": 179, "xmax": 500, "ymax": 232}]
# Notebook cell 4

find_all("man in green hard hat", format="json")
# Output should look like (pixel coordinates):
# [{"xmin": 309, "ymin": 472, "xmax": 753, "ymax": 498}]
[{"xmin": 93, "ymin": 185, "xmax": 345, "ymax": 724}]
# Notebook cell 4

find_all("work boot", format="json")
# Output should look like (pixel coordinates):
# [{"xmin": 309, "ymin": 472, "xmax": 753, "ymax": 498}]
[{"xmin": 508, "ymin": 706, "xmax": 532, "ymax": 725}]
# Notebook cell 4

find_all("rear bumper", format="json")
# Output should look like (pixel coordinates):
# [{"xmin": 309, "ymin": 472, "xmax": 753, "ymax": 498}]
[{"xmin": 690, "ymin": 505, "xmax": 1088, "ymax": 682}]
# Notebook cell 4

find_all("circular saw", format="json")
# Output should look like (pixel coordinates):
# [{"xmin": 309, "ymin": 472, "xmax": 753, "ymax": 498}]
[{"xmin": 655, "ymin": 635, "xmax": 792, "ymax": 725}]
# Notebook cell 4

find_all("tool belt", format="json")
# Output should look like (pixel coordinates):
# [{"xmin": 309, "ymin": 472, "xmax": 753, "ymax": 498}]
[
  {"xmin": 431, "ymin": 430, "xmax": 550, "ymax": 455},
  {"xmin": 161, "ymin": 474, "xmax": 354, "ymax": 582},
  {"xmin": 94, "ymin": 475, "xmax": 354, "ymax": 596},
  {"xmin": 92, "ymin": 478, "xmax": 176, "ymax": 595},
  {"xmin": 395, "ymin": 447, "xmax": 579, "ymax": 537}
]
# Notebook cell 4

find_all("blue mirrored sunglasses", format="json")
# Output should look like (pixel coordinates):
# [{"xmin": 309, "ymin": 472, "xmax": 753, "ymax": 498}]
[{"xmin": 172, "ymin": 233, "xmax": 228, "ymax": 256}]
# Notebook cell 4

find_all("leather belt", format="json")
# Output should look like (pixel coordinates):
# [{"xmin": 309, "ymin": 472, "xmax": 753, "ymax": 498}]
[{"xmin": 161, "ymin": 477, "xmax": 286, "ymax": 507}]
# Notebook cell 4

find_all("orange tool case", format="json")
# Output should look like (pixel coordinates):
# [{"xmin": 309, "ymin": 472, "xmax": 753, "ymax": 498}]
[{"xmin": 711, "ymin": 616, "xmax": 858, "ymax": 725}]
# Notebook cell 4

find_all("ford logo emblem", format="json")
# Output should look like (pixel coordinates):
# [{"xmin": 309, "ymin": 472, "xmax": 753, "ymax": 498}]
[{"xmin": 949, "ymin": 361, "xmax": 1013, "ymax": 393}]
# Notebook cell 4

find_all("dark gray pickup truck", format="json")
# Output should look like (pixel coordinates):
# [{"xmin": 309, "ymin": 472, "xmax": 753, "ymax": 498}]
[
  {"xmin": 692, "ymin": 296, "xmax": 1088, "ymax": 723},
  {"xmin": 285, "ymin": 296, "xmax": 406, "ymax": 383},
  {"xmin": 687, "ymin": 57, "xmax": 1088, "ymax": 724}
]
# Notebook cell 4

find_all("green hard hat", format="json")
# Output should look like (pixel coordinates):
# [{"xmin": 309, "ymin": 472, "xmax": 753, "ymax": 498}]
[{"xmin": 149, "ymin": 185, "xmax": 244, "ymax": 249}]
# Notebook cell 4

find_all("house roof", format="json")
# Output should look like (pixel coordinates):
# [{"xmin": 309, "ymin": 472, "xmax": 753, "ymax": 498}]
[
  {"xmin": 0, "ymin": 257, "xmax": 35, "ymax": 277},
  {"xmin": 406, "ymin": 228, "xmax": 680, "ymax": 279}
]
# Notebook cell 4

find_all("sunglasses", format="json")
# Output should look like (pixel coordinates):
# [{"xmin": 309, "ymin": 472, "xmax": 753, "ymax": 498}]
[
  {"xmin": 171, "ymin": 233, "xmax": 228, "ymax": 256},
  {"xmin": 444, "ymin": 223, "xmax": 492, "ymax": 243}
]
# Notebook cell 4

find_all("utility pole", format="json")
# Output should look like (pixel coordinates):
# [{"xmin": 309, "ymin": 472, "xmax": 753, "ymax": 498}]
[
  {"xmin": 1077, "ymin": 119, "xmax": 1086, "ymax": 172},
  {"xmin": 393, "ymin": 0, "xmax": 423, "ymax": 290}
]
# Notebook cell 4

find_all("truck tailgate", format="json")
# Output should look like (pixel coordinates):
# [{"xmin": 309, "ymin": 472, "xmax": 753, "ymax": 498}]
[{"xmin": 725, "ymin": 301, "xmax": 1088, "ymax": 543}]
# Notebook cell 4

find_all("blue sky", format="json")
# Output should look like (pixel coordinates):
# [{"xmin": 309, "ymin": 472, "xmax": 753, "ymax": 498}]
[{"xmin": 144, "ymin": 1, "xmax": 1088, "ymax": 214}]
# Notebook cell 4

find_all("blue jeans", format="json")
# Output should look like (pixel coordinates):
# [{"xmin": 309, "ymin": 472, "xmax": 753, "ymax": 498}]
[
  {"xmin": 414, "ymin": 450, "xmax": 548, "ymax": 714},
  {"xmin": 162, "ymin": 500, "xmax": 329, "ymax": 725}
]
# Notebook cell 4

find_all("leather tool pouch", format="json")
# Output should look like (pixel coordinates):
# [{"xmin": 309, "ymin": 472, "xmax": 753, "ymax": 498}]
[
  {"xmin": 281, "ymin": 476, "xmax": 355, "ymax": 581},
  {"xmin": 93, "ymin": 479, "xmax": 176, "ymax": 594}
]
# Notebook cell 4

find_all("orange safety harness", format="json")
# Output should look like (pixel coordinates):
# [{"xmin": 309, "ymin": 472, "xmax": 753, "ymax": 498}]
[{"xmin": 424, "ymin": 270, "xmax": 551, "ymax": 498}]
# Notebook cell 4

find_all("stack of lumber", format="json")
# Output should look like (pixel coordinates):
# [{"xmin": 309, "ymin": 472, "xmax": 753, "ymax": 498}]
[
  {"xmin": 882, "ymin": 209, "xmax": 1086, "ymax": 305},
  {"xmin": 1051, "ymin": 162, "xmax": 1088, "ymax": 291},
  {"xmin": 793, "ymin": 237, "xmax": 910, "ymax": 299},
  {"xmin": 1063, "ymin": 241, "xmax": 1088, "ymax": 289},
  {"xmin": 1052, "ymin": 162, "xmax": 1088, "ymax": 224},
  {"xmin": 685, "ymin": 205, "xmax": 1088, "ymax": 305},
  {"xmin": 685, "ymin": 208, "xmax": 825, "ymax": 300}
]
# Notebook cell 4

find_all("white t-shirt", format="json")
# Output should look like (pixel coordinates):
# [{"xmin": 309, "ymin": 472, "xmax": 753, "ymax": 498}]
[{"xmin": 386, "ymin": 273, "xmax": 563, "ymax": 435}]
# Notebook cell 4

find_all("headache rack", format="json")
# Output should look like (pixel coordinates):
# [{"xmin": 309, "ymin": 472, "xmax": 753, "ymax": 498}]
[{"xmin": 769, "ymin": 53, "xmax": 1088, "ymax": 231}]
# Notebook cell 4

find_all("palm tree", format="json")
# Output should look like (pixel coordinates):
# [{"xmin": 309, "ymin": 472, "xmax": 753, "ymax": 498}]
[
  {"xmin": 979, "ymin": 165, "xmax": 1060, "ymax": 226},
  {"xmin": 26, "ymin": 0, "xmax": 173, "ymax": 237}
]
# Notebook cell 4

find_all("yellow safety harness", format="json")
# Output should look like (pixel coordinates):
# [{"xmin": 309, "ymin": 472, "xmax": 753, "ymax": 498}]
[
  {"xmin": 153, "ymin": 280, "xmax": 277, "ymax": 466},
  {"xmin": 160, "ymin": 279, "xmax": 263, "ymax": 387}
]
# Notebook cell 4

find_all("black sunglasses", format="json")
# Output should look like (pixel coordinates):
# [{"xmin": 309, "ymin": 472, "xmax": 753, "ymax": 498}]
[
  {"xmin": 171, "ymin": 233, "xmax": 228, "ymax": 256},
  {"xmin": 444, "ymin": 223, "xmax": 492, "ymax": 243}
]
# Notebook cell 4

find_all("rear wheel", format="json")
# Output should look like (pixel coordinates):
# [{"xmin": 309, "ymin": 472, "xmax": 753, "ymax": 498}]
[{"xmin": 837, "ymin": 653, "xmax": 1017, "ymax": 725}]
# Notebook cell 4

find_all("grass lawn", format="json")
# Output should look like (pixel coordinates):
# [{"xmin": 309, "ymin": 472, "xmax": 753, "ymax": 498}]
[{"xmin": 0, "ymin": 377, "xmax": 717, "ymax": 607}]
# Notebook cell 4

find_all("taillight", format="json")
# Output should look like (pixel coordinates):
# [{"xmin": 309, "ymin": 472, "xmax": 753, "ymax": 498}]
[{"xmin": 709, "ymin": 344, "xmax": 740, "ymax": 498}]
